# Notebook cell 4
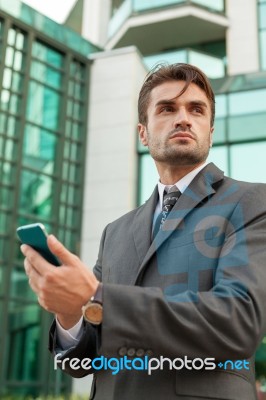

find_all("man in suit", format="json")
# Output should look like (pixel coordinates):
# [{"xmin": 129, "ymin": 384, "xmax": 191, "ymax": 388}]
[{"xmin": 22, "ymin": 63, "xmax": 266, "ymax": 399}]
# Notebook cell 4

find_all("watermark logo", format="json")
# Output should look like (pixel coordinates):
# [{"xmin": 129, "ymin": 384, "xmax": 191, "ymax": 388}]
[
  {"xmin": 217, "ymin": 359, "xmax": 250, "ymax": 371},
  {"xmin": 54, "ymin": 354, "xmax": 249, "ymax": 375}
]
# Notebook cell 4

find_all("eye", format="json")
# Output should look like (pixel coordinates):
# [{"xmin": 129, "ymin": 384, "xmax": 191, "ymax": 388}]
[
  {"xmin": 192, "ymin": 106, "xmax": 203, "ymax": 114},
  {"xmin": 160, "ymin": 106, "xmax": 174, "ymax": 113}
]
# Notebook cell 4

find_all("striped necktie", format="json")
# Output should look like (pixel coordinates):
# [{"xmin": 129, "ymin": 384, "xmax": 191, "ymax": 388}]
[
  {"xmin": 153, "ymin": 185, "xmax": 181, "ymax": 238},
  {"xmin": 160, "ymin": 185, "xmax": 181, "ymax": 228}
]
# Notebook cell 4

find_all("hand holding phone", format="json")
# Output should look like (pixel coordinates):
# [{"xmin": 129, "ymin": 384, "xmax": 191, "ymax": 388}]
[{"xmin": 17, "ymin": 223, "xmax": 61, "ymax": 266}]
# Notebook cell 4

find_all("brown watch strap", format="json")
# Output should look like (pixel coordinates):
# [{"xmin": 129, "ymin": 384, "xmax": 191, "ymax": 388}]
[{"xmin": 91, "ymin": 282, "xmax": 103, "ymax": 305}]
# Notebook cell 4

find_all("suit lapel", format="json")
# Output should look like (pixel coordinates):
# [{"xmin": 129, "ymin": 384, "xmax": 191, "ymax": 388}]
[
  {"xmin": 132, "ymin": 186, "xmax": 158, "ymax": 266},
  {"xmin": 134, "ymin": 163, "xmax": 224, "ymax": 284}
]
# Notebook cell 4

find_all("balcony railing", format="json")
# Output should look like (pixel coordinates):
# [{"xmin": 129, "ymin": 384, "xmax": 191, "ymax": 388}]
[
  {"xmin": 108, "ymin": 0, "xmax": 225, "ymax": 38},
  {"xmin": 135, "ymin": 0, "xmax": 224, "ymax": 12},
  {"xmin": 143, "ymin": 48, "xmax": 226, "ymax": 79}
]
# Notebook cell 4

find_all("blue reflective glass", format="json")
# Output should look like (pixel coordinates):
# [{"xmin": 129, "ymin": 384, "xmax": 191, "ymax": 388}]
[
  {"xmin": 7, "ymin": 28, "xmax": 16, "ymax": 46},
  {"xmin": 229, "ymin": 113, "xmax": 266, "ymax": 142},
  {"xmin": 215, "ymin": 95, "xmax": 227, "ymax": 117},
  {"xmin": 139, "ymin": 153, "xmax": 159, "ymax": 205},
  {"xmin": 7, "ymin": 303, "xmax": 41, "ymax": 381},
  {"xmin": 144, "ymin": 49, "xmax": 225, "ymax": 78},
  {"xmin": 189, "ymin": 50, "xmax": 225, "ymax": 78},
  {"xmin": 1, "ymin": 161, "xmax": 15, "ymax": 184},
  {"xmin": 213, "ymin": 119, "xmax": 226, "ymax": 143},
  {"xmin": 144, "ymin": 50, "xmax": 187, "ymax": 70},
  {"xmin": 134, "ymin": 0, "xmax": 183, "ymax": 12},
  {"xmin": 230, "ymin": 142, "xmax": 266, "ymax": 183},
  {"xmin": 213, "ymin": 95, "xmax": 227, "ymax": 143},
  {"xmin": 23, "ymin": 124, "xmax": 57, "ymax": 172},
  {"xmin": 10, "ymin": 267, "xmax": 37, "ymax": 301},
  {"xmin": 26, "ymin": 81, "xmax": 60, "ymax": 131},
  {"xmin": 19, "ymin": 170, "xmax": 53, "ymax": 218},
  {"xmin": 32, "ymin": 41, "xmax": 63, "ymax": 68},
  {"xmin": 70, "ymin": 61, "xmax": 86, "ymax": 80},
  {"xmin": 259, "ymin": 4, "xmax": 266, "ymax": 29},
  {"xmin": 135, "ymin": 0, "xmax": 224, "ymax": 12},
  {"xmin": 30, "ymin": 61, "xmax": 62, "ymax": 89},
  {"xmin": 3, "ymin": 138, "xmax": 17, "ymax": 160},
  {"xmin": 0, "ymin": 212, "xmax": 12, "ymax": 233},
  {"xmin": 192, "ymin": 0, "xmax": 224, "ymax": 12},
  {"xmin": 229, "ymin": 89, "xmax": 266, "ymax": 115},
  {"xmin": 207, "ymin": 146, "xmax": 228, "ymax": 174},
  {"xmin": 261, "ymin": 31, "xmax": 266, "ymax": 70},
  {"xmin": 0, "ymin": 186, "xmax": 14, "ymax": 208}
]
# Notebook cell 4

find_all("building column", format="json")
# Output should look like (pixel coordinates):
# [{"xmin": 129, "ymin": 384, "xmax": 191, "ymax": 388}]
[
  {"xmin": 74, "ymin": 45, "xmax": 147, "ymax": 396},
  {"xmin": 226, "ymin": 0, "xmax": 259, "ymax": 75},
  {"xmin": 82, "ymin": 0, "xmax": 112, "ymax": 47}
]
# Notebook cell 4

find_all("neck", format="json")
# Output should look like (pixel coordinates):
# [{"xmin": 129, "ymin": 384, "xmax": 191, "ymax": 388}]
[{"xmin": 156, "ymin": 161, "xmax": 205, "ymax": 185}]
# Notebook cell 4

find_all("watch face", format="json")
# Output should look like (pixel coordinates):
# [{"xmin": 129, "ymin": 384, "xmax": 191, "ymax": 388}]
[{"xmin": 84, "ymin": 302, "xmax": 103, "ymax": 325}]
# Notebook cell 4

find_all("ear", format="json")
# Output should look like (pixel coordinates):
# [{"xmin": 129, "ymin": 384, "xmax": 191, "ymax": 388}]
[
  {"xmin": 138, "ymin": 123, "xmax": 148, "ymax": 146},
  {"xmin": 209, "ymin": 127, "xmax": 214, "ymax": 148}
]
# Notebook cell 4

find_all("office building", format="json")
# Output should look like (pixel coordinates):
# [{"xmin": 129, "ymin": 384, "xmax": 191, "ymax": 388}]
[{"xmin": 0, "ymin": 0, "xmax": 99, "ymax": 396}]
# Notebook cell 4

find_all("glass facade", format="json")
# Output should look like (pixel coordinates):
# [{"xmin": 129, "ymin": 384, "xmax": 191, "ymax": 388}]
[
  {"xmin": 258, "ymin": 0, "xmax": 266, "ymax": 70},
  {"xmin": 0, "ymin": 5, "xmax": 93, "ymax": 397}
]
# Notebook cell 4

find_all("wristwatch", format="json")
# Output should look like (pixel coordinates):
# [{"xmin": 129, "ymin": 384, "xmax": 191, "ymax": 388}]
[{"xmin": 82, "ymin": 283, "xmax": 103, "ymax": 325}]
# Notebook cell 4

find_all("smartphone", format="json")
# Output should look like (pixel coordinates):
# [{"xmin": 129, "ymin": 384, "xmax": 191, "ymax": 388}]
[{"xmin": 17, "ymin": 223, "xmax": 61, "ymax": 266}]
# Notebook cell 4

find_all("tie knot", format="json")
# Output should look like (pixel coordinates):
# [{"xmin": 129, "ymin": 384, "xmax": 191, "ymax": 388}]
[{"xmin": 163, "ymin": 185, "xmax": 181, "ymax": 207}]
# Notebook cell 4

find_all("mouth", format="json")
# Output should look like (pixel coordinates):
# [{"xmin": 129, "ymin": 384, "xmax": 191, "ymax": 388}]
[{"xmin": 170, "ymin": 132, "xmax": 195, "ymax": 140}]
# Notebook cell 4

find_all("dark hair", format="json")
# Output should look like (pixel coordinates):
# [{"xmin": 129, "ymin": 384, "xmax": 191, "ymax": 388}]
[{"xmin": 138, "ymin": 63, "xmax": 215, "ymax": 126}]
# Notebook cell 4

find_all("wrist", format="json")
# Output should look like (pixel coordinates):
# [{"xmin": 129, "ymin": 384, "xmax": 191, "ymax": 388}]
[
  {"xmin": 56, "ymin": 313, "xmax": 82, "ymax": 330},
  {"xmin": 82, "ymin": 283, "xmax": 103, "ymax": 325},
  {"xmin": 91, "ymin": 282, "xmax": 103, "ymax": 304}
]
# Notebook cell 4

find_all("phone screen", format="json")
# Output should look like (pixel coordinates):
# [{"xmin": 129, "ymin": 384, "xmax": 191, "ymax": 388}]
[{"xmin": 17, "ymin": 223, "xmax": 61, "ymax": 266}]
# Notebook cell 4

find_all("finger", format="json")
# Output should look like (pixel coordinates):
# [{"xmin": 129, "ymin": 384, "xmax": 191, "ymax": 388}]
[
  {"xmin": 27, "ymin": 265, "xmax": 42, "ymax": 294},
  {"xmin": 24, "ymin": 258, "xmax": 34, "ymax": 276},
  {"xmin": 38, "ymin": 295, "xmax": 49, "ymax": 311},
  {"xmin": 21, "ymin": 244, "xmax": 54, "ymax": 276},
  {"xmin": 47, "ymin": 235, "xmax": 78, "ymax": 266}
]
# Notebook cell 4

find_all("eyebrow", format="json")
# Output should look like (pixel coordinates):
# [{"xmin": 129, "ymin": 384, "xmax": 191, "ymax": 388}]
[
  {"xmin": 155, "ymin": 99, "xmax": 176, "ymax": 108},
  {"xmin": 155, "ymin": 99, "xmax": 208, "ymax": 109},
  {"xmin": 189, "ymin": 100, "xmax": 208, "ymax": 109}
]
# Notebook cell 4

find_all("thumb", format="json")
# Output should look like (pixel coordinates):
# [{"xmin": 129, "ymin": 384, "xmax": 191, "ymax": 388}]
[{"xmin": 47, "ymin": 234, "xmax": 77, "ymax": 266}]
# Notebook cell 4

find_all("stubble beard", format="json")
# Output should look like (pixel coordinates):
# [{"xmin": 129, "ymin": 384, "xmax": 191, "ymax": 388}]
[{"xmin": 147, "ymin": 131, "xmax": 210, "ymax": 166}]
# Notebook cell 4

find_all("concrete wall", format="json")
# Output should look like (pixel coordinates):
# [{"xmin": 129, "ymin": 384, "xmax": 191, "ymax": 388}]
[
  {"xmin": 82, "ymin": 0, "xmax": 111, "ymax": 47},
  {"xmin": 81, "ymin": 46, "xmax": 147, "ymax": 268},
  {"xmin": 226, "ymin": 0, "xmax": 259, "ymax": 75},
  {"xmin": 74, "ymin": 47, "xmax": 147, "ymax": 395}
]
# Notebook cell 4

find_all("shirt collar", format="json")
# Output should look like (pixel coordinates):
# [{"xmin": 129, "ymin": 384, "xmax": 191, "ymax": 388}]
[{"xmin": 157, "ymin": 162, "xmax": 208, "ymax": 210}]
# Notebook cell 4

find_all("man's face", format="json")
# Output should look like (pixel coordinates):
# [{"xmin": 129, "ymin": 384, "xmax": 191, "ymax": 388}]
[{"xmin": 138, "ymin": 80, "xmax": 214, "ymax": 166}]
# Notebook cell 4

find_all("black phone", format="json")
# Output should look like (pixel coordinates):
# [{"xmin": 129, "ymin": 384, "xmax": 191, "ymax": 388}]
[{"xmin": 17, "ymin": 223, "xmax": 61, "ymax": 266}]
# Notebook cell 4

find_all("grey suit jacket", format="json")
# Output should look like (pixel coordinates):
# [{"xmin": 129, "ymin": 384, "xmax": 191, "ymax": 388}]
[{"xmin": 49, "ymin": 163, "xmax": 266, "ymax": 400}]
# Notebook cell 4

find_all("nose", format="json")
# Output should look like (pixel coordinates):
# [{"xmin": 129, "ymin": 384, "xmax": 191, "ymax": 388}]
[{"xmin": 173, "ymin": 107, "xmax": 191, "ymax": 129}]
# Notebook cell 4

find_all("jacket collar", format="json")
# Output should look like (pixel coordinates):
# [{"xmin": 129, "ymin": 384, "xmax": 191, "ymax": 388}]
[{"xmin": 133, "ymin": 163, "xmax": 224, "ymax": 283}]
